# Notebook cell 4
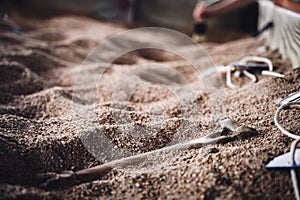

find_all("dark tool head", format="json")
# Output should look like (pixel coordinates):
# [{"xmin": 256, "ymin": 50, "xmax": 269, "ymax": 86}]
[
  {"xmin": 194, "ymin": 22, "xmax": 207, "ymax": 35},
  {"xmin": 278, "ymin": 91, "xmax": 300, "ymax": 107}
]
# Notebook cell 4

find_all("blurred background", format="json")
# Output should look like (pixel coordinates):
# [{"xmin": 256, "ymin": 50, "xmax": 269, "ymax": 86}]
[{"xmin": 1, "ymin": 0, "xmax": 258, "ymax": 39}]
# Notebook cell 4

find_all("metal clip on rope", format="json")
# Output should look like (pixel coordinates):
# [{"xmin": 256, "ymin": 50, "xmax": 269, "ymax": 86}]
[
  {"xmin": 275, "ymin": 91, "xmax": 300, "ymax": 140},
  {"xmin": 274, "ymin": 101, "xmax": 300, "ymax": 140}
]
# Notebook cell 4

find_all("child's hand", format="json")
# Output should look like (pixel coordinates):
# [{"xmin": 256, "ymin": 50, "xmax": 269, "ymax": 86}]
[{"xmin": 193, "ymin": 7, "xmax": 215, "ymax": 21}]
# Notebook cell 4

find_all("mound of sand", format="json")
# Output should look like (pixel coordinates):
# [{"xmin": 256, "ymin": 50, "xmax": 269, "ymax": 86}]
[{"xmin": 0, "ymin": 15, "xmax": 299, "ymax": 199}]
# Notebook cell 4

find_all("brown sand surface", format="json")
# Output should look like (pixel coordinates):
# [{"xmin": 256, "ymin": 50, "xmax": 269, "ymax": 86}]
[{"xmin": 0, "ymin": 15, "xmax": 299, "ymax": 199}]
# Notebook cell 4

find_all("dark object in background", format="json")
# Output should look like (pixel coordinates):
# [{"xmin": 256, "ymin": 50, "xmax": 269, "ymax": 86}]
[
  {"xmin": 193, "ymin": 22, "xmax": 207, "ymax": 35},
  {"xmin": 253, "ymin": 21, "xmax": 273, "ymax": 37},
  {"xmin": 240, "ymin": 2, "xmax": 258, "ymax": 33},
  {"xmin": 0, "ymin": 0, "xmax": 23, "ymax": 32},
  {"xmin": 278, "ymin": 91, "xmax": 300, "ymax": 107},
  {"xmin": 192, "ymin": 22, "xmax": 207, "ymax": 42}
]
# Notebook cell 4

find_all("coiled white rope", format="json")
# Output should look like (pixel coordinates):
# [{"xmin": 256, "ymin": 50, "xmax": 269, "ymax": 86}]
[
  {"xmin": 274, "ymin": 102, "xmax": 300, "ymax": 140},
  {"xmin": 274, "ymin": 101, "xmax": 300, "ymax": 200},
  {"xmin": 225, "ymin": 56, "xmax": 285, "ymax": 89}
]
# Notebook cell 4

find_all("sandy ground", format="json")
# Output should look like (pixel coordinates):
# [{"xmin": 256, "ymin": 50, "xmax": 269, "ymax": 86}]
[{"xmin": 0, "ymin": 15, "xmax": 299, "ymax": 199}]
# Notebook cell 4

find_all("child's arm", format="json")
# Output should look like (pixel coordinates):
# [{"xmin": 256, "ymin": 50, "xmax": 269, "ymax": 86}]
[{"xmin": 193, "ymin": 0, "xmax": 256, "ymax": 20}]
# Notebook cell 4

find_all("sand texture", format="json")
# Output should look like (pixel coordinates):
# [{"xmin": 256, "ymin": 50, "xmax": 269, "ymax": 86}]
[{"xmin": 0, "ymin": 16, "xmax": 299, "ymax": 199}]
